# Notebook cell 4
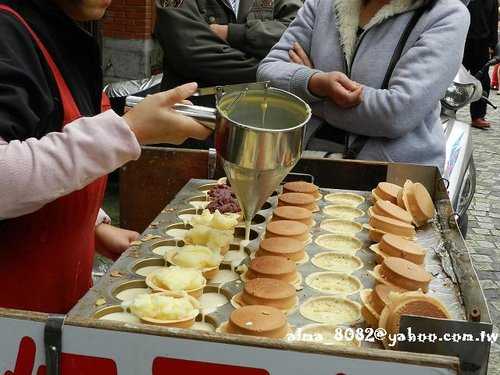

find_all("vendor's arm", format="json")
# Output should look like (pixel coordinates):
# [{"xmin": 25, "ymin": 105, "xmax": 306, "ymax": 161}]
[
  {"xmin": 0, "ymin": 111, "xmax": 140, "ymax": 219},
  {"xmin": 0, "ymin": 83, "xmax": 209, "ymax": 220}
]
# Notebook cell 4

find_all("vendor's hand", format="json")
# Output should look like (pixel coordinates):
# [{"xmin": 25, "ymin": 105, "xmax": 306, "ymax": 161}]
[
  {"xmin": 94, "ymin": 223, "xmax": 140, "ymax": 261},
  {"xmin": 289, "ymin": 42, "xmax": 314, "ymax": 68},
  {"xmin": 123, "ymin": 82, "xmax": 212, "ymax": 145},
  {"xmin": 308, "ymin": 71, "xmax": 363, "ymax": 108},
  {"xmin": 210, "ymin": 24, "xmax": 228, "ymax": 41}
]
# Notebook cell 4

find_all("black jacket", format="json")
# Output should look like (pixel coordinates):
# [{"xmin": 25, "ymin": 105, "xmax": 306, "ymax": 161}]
[
  {"xmin": 154, "ymin": 0, "xmax": 303, "ymax": 106},
  {"xmin": 467, "ymin": 0, "xmax": 499, "ymax": 49},
  {"xmin": 0, "ymin": 0, "xmax": 102, "ymax": 141}
]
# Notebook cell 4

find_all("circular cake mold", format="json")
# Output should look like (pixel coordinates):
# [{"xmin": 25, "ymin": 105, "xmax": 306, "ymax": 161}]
[
  {"xmin": 323, "ymin": 205, "xmax": 364, "ymax": 220},
  {"xmin": 323, "ymin": 192, "xmax": 365, "ymax": 207}
]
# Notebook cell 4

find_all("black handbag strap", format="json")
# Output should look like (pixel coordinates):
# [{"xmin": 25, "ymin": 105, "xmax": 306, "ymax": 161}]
[{"xmin": 343, "ymin": 5, "xmax": 429, "ymax": 160}]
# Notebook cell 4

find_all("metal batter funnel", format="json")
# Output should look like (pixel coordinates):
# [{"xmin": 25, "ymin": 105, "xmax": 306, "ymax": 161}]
[
  {"xmin": 125, "ymin": 83, "xmax": 311, "ymax": 221},
  {"xmin": 214, "ymin": 86, "xmax": 311, "ymax": 221}
]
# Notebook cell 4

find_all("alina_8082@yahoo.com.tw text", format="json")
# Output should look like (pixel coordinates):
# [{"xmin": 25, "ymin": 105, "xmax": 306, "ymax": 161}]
[{"xmin": 287, "ymin": 326, "xmax": 498, "ymax": 347}]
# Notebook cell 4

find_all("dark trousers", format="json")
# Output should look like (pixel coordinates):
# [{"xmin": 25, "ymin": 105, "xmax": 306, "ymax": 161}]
[{"xmin": 463, "ymin": 38, "xmax": 490, "ymax": 120}]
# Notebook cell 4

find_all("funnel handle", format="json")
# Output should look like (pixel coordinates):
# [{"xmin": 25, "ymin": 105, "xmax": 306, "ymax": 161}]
[
  {"xmin": 193, "ymin": 80, "xmax": 271, "ymax": 97},
  {"xmin": 125, "ymin": 96, "xmax": 216, "ymax": 130},
  {"xmin": 173, "ymin": 103, "xmax": 216, "ymax": 130}
]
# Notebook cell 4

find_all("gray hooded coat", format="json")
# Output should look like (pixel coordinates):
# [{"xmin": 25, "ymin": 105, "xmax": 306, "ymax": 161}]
[{"xmin": 257, "ymin": 0, "xmax": 470, "ymax": 170}]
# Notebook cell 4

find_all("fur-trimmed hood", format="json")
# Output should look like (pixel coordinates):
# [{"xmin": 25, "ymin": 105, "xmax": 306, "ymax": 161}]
[{"xmin": 336, "ymin": 0, "xmax": 426, "ymax": 64}]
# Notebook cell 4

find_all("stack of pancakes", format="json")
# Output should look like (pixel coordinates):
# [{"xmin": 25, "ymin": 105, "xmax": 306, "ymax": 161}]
[
  {"xmin": 225, "ymin": 181, "xmax": 322, "ymax": 338},
  {"xmin": 361, "ymin": 180, "xmax": 451, "ymax": 344}
]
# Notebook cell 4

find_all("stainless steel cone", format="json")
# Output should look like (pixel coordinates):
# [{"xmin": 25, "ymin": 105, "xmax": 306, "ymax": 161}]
[{"xmin": 214, "ymin": 87, "xmax": 311, "ymax": 221}]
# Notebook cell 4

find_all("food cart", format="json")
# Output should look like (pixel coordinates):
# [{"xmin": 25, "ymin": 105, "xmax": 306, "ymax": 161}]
[{"xmin": 0, "ymin": 147, "xmax": 492, "ymax": 375}]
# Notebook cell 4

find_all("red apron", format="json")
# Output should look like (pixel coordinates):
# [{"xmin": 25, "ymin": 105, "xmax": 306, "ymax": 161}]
[{"xmin": 0, "ymin": 5, "xmax": 108, "ymax": 313}]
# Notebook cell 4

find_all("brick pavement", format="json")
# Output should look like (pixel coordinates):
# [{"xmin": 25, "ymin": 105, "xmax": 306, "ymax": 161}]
[{"xmin": 457, "ymin": 89, "xmax": 500, "ymax": 374}]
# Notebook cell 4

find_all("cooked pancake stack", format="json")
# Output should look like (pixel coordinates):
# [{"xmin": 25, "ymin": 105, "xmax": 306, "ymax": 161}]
[{"xmin": 360, "ymin": 180, "xmax": 451, "ymax": 344}]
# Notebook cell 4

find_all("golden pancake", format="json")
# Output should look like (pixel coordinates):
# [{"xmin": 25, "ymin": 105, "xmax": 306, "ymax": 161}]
[
  {"xmin": 278, "ymin": 192, "xmax": 319, "ymax": 211},
  {"xmin": 361, "ymin": 303, "xmax": 379, "ymax": 329},
  {"xmin": 245, "ymin": 255, "xmax": 298, "ymax": 283},
  {"xmin": 367, "ymin": 284, "xmax": 392, "ymax": 314},
  {"xmin": 378, "ymin": 291, "xmax": 451, "ymax": 349},
  {"xmin": 377, "ymin": 233, "xmax": 426, "ymax": 265},
  {"xmin": 369, "ymin": 214, "xmax": 415, "ymax": 238},
  {"xmin": 256, "ymin": 237, "xmax": 305, "ymax": 262},
  {"xmin": 239, "ymin": 277, "xmax": 297, "ymax": 310},
  {"xmin": 271, "ymin": 205, "xmax": 314, "ymax": 226},
  {"xmin": 265, "ymin": 220, "xmax": 310, "ymax": 242},
  {"xmin": 282, "ymin": 181, "xmax": 321, "ymax": 199},
  {"xmin": 373, "ymin": 182, "xmax": 402, "ymax": 204},
  {"xmin": 225, "ymin": 305, "xmax": 289, "ymax": 338},
  {"xmin": 369, "ymin": 199, "xmax": 413, "ymax": 224},
  {"xmin": 401, "ymin": 180, "xmax": 436, "ymax": 227},
  {"xmin": 369, "ymin": 257, "xmax": 432, "ymax": 293}
]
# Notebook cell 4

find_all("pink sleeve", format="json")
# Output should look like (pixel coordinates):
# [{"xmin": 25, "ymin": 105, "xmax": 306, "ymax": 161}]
[
  {"xmin": 0, "ymin": 110, "xmax": 141, "ymax": 219},
  {"xmin": 95, "ymin": 208, "xmax": 112, "ymax": 226}
]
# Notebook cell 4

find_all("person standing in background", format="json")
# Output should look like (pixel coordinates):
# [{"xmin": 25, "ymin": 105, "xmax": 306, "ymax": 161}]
[
  {"xmin": 257, "ymin": 0, "xmax": 469, "ymax": 170},
  {"xmin": 463, "ymin": 0, "xmax": 499, "ymax": 129},
  {"xmin": 154, "ymin": 0, "xmax": 303, "ymax": 148}
]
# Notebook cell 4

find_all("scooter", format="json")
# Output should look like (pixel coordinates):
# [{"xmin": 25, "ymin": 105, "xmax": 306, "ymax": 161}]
[
  {"xmin": 442, "ymin": 43, "xmax": 500, "ymax": 236},
  {"xmin": 441, "ymin": 65, "xmax": 481, "ymax": 236}
]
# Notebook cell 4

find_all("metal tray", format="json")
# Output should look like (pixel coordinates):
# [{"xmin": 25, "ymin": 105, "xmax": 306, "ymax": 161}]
[{"xmin": 71, "ymin": 179, "xmax": 468, "ymax": 348}]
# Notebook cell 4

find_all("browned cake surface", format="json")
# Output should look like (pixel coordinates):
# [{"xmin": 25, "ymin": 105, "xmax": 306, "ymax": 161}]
[
  {"xmin": 283, "ymin": 181, "xmax": 319, "ymax": 195},
  {"xmin": 372, "ymin": 200, "xmax": 413, "ymax": 224},
  {"xmin": 277, "ymin": 192, "xmax": 316, "ymax": 210},
  {"xmin": 272, "ymin": 205, "xmax": 313, "ymax": 224},
  {"xmin": 370, "ymin": 214, "xmax": 415, "ymax": 238},
  {"xmin": 383, "ymin": 299, "xmax": 449, "ymax": 336},
  {"xmin": 368, "ymin": 284, "xmax": 392, "ymax": 314},
  {"xmin": 265, "ymin": 220, "xmax": 308, "ymax": 239},
  {"xmin": 375, "ymin": 182, "xmax": 402, "ymax": 203},
  {"xmin": 259, "ymin": 237, "xmax": 304, "ymax": 253},
  {"xmin": 380, "ymin": 257, "xmax": 431, "ymax": 292},
  {"xmin": 379, "ymin": 233, "xmax": 425, "ymax": 264},
  {"xmin": 248, "ymin": 255, "xmax": 296, "ymax": 275},
  {"xmin": 227, "ymin": 305, "xmax": 288, "ymax": 338},
  {"xmin": 243, "ymin": 278, "xmax": 296, "ymax": 300}
]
